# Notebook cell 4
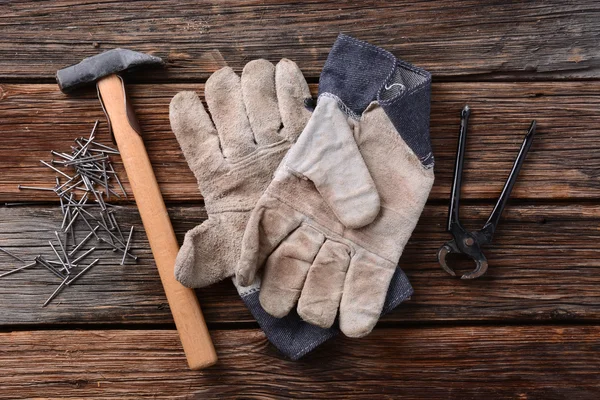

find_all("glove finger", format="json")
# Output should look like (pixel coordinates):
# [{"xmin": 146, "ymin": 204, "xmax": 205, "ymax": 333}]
[
  {"xmin": 241, "ymin": 59, "xmax": 282, "ymax": 146},
  {"xmin": 169, "ymin": 91, "xmax": 225, "ymax": 179},
  {"xmin": 259, "ymin": 225, "xmax": 325, "ymax": 318},
  {"xmin": 174, "ymin": 214, "xmax": 240, "ymax": 288},
  {"xmin": 275, "ymin": 58, "xmax": 312, "ymax": 142},
  {"xmin": 206, "ymin": 66, "xmax": 256, "ymax": 159},
  {"xmin": 297, "ymin": 240, "xmax": 351, "ymax": 328},
  {"xmin": 236, "ymin": 198, "xmax": 304, "ymax": 287},
  {"xmin": 285, "ymin": 95, "xmax": 380, "ymax": 229},
  {"xmin": 338, "ymin": 250, "xmax": 397, "ymax": 338}
]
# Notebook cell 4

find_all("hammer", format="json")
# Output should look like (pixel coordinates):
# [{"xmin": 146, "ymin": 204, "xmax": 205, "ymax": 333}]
[{"xmin": 57, "ymin": 49, "xmax": 217, "ymax": 370}]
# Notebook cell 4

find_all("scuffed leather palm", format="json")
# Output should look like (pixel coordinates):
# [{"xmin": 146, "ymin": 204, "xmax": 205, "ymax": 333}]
[{"xmin": 169, "ymin": 59, "xmax": 311, "ymax": 288}]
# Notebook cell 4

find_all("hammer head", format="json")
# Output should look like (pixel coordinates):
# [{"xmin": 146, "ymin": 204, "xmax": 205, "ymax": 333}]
[{"xmin": 56, "ymin": 48, "xmax": 164, "ymax": 93}]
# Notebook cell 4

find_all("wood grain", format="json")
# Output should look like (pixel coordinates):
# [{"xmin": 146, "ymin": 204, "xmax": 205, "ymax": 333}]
[
  {"xmin": 1, "ymin": 326, "xmax": 599, "ymax": 399},
  {"xmin": 1, "ymin": 1, "xmax": 600, "ymax": 80},
  {"xmin": 1, "ymin": 203, "xmax": 599, "ymax": 326},
  {"xmin": 2, "ymin": 82, "xmax": 600, "ymax": 202}
]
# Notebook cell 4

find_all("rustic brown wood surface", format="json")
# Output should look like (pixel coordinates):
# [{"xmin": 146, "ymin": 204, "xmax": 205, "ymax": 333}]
[
  {"xmin": 2, "ymin": 0, "xmax": 600, "ymax": 81},
  {"xmin": 2, "ymin": 327, "xmax": 600, "ymax": 399},
  {"xmin": 1, "ymin": 204, "xmax": 599, "ymax": 326},
  {"xmin": 1, "ymin": 1, "xmax": 600, "ymax": 398},
  {"xmin": 3, "ymin": 82, "xmax": 600, "ymax": 202}
]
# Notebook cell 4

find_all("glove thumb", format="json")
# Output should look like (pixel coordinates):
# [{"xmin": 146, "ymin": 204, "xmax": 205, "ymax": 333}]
[
  {"xmin": 284, "ymin": 95, "xmax": 380, "ymax": 229},
  {"xmin": 175, "ymin": 214, "xmax": 243, "ymax": 288}
]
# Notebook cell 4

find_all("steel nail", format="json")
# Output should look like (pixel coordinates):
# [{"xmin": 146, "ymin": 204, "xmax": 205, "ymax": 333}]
[
  {"xmin": 59, "ymin": 195, "xmax": 65, "ymax": 215},
  {"xmin": 79, "ymin": 214, "xmax": 100, "ymax": 239},
  {"xmin": 54, "ymin": 174, "xmax": 78, "ymax": 193},
  {"xmin": 42, "ymin": 275, "xmax": 69, "ymax": 307},
  {"xmin": 64, "ymin": 155, "xmax": 109, "ymax": 165},
  {"xmin": 88, "ymin": 148, "xmax": 120, "ymax": 155},
  {"xmin": 36, "ymin": 256, "xmax": 66, "ymax": 279},
  {"xmin": 40, "ymin": 160, "xmax": 72, "ymax": 179},
  {"xmin": 46, "ymin": 260, "xmax": 77, "ymax": 269},
  {"xmin": 63, "ymin": 208, "xmax": 80, "ymax": 233},
  {"xmin": 102, "ymin": 160, "xmax": 109, "ymax": 200},
  {"xmin": 105, "ymin": 210, "xmax": 115, "ymax": 230},
  {"xmin": 49, "ymin": 241, "xmax": 70, "ymax": 273},
  {"xmin": 70, "ymin": 218, "xmax": 76, "ymax": 245},
  {"xmin": 0, "ymin": 261, "xmax": 37, "ymax": 278},
  {"xmin": 17, "ymin": 185, "xmax": 56, "ymax": 191},
  {"xmin": 82, "ymin": 139, "xmax": 119, "ymax": 154},
  {"xmin": 0, "ymin": 246, "xmax": 26, "ymax": 263},
  {"xmin": 71, "ymin": 123, "xmax": 98, "ymax": 159},
  {"xmin": 98, "ymin": 237, "xmax": 137, "ymax": 260},
  {"xmin": 56, "ymin": 178, "xmax": 83, "ymax": 195},
  {"xmin": 108, "ymin": 163, "xmax": 127, "ymax": 198},
  {"xmin": 71, "ymin": 247, "xmax": 96, "ymax": 264},
  {"xmin": 51, "ymin": 150, "xmax": 74, "ymax": 161},
  {"xmin": 121, "ymin": 226, "xmax": 134, "ymax": 265},
  {"xmin": 96, "ymin": 219, "xmax": 127, "ymax": 247},
  {"xmin": 54, "ymin": 231, "xmax": 73, "ymax": 270},
  {"xmin": 61, "ymin": 204, "xmax": 70, "ymax": 230},
  {"xmin": 84, "ymin": 177, "xmax": 121, "ymax": 198},
  {"xmin": 110, "ymin": 211, "xmax": 125, "ymax": 242},
  {"xmin": 69, "ymin": 227, "xmax": 99, "ymax": 256},
  {"xmin": 66, "ymin": 259, "xmax": 99, "ymax": 286},
  {"xmin": 4, "ymin": 202, "xmax": 40, "ymax": 207}
]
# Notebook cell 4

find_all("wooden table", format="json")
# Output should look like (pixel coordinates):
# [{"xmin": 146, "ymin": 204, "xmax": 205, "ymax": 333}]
[{"xmin": 2, "ymin": 1, "xmax": 600, "ymax": 398}]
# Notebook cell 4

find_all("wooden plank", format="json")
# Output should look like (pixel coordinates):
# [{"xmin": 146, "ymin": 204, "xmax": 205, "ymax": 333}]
[
  {"xmin": 2, "ymin": 1, "xmax": 600, "ymax": 80},
  {"xmin": 0, "ymin": 205, "xmax": 229, "ymax": 325},
  {"xmin": 2, "ymin": 82, "xmax": 600, "ymax": 202},
  {"xmin": 1, "ymin": 326, "xmax": 599, "ymax": 399},
  {"xmin": 1, "ymin": 203, "xmax": 600, "ymax": 326}
]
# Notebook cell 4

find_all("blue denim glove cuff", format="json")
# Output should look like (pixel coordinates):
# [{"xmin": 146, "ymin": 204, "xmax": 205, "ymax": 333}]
[
  {"xmin": 319, "ymin": 33, "xmax": 396, "ymax": 116},
  {"xmin": 319, "ymin": 33, "xmax": 433, "ymax": 167}
]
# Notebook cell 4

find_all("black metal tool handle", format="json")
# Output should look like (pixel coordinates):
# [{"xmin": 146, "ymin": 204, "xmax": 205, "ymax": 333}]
[
  {"xmin": 447, "ymin": 105, "xmax": 471, "ymax": 232},
  {"xmin": 479, "ymin": 120, "xmax": 537, "ymax": 244}
]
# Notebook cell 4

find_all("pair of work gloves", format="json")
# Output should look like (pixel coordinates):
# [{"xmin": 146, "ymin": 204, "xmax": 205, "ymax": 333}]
[{"xmin": 169, "ymin": 34, "xmax": 435, "ymax": 359}]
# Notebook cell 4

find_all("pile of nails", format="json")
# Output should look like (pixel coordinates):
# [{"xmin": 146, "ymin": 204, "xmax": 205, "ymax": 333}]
[{"xmin": 2, "ymin": 121, "xmax": 137, "ymax": 307}]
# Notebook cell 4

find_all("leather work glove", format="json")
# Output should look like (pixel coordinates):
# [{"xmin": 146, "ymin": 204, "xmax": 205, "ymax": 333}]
[
  {"xmin": 170, "ymin": 58, "xmax": 311, "ymax": 288},
  {"xmin": 171, "ymin": 58, "xmax": 346, "ymax": 360},
  {"xmin": 236, "ymin": 34, "xmax": 435, "ymax": 338}
]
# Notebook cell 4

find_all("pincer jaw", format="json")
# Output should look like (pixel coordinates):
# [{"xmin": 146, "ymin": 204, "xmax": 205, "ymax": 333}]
[{"xmin": 437, "ymin": 242, "xmax": 489, "ymax": 280}]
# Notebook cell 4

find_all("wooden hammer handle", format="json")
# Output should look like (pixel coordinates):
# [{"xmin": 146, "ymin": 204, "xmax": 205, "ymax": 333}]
[{"xmin": 97, "ymin": 74, "xmax": 217, "ymax": 370}]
